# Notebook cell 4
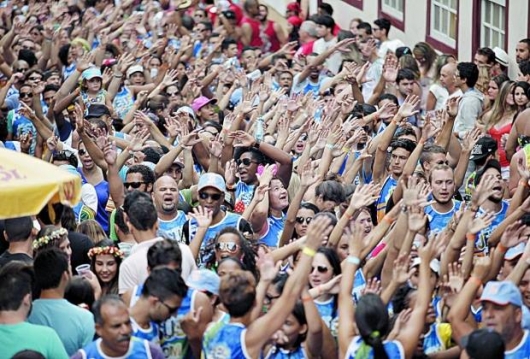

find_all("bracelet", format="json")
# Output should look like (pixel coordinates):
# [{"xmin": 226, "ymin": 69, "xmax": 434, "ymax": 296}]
[
  {"xmin": 469, "ymin": 276, "xmax": 482, "ymax": 286},
  {"xmin": 341, "ymin": 147, "xmax": 350, "ymax": 154},
  {"xmin": 466, "ymin": 233, "xmax": 476, "ymax": 241},
  {"xmin": 520, "ymin": 180, "xmax": 530, "ymax": 188},
  {"xmin": 469, "ymin": 205, "xmax": 479, "ymax": 212},
  {"xmin": 497, "ymin": 243, "xmax": 508, "ymax": 253},
  {"xmin": 347, "ymin": 255, "xmax": 361, "ymax": 265},
  {"xmin": 226, "ymin": 183, "xmax": 236, "ymax": 190},
  {"xmin": 383, "ymin": 215, "xmax": 395, "ymax": 224},
  {"xmin": 302, "ymin": 246, "xmax": 316, "ymax": 257},
  {"xmin": 253, "ymin": 139, "xmax": 261, "ymax": 149},
  {"xmin": 301, "ymin": 296, "xmax": 313, "ymax": 302},
  {"xmin": 325, "ymin": 143, "xmax": 334, "ymax": 149}
]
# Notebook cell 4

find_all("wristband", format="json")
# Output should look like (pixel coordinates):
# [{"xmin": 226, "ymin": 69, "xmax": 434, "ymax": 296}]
[
  {"xmin": 301, "ymin": 296, "xmax": 313, "ymax": 302},
  {"xmin": 469, "ymin": 205, "xmax": 479, "ymax": 212},
  {"xmin": 497, "ymin": 243, "xmax": 508, "ymax": 253},
  {"xmin": 226, "ymin": 183, "xmax": 236, "ymax": 190},
  {"xmin": 302, "ymin": 246, "xmax": 316, "ymax": 257},
  {"xmin": 383, "ymin": 216, "xmax": 395, "ymax": 224},
  {"xmin": 466, "ymin": 233, "xmax": 476, "ymax": 241},
  {"xmin": 341, "ymin": 147, "xmax": 350, "ymax": 154},
  {"xmin": 469, "ymin": 276, "xmax": 482, "ymax": 286},
  {"xmin": 520, "ymin": 180, "xmax": 530, "ymax": 188},
  {"xmin": 347, "ymin": 255, "xmax": 361, "ymax": 265},
  {"xmin": 325, "ymin": 143, "xmax": 334, "ymax": 149}
]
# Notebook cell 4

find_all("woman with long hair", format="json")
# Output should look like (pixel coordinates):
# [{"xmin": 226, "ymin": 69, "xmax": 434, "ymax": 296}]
[
  {"xmin": 482, "ymin": 81, "xmax": 517, "ymax": 178},
  {"xmin": 33, "ymin": 225, "xmax": 72, "ymax": 263},
  {"xmin": 339, "ymin": 225, "xmax": 438, "ymax": 359},
  {"xmin": 88, "ymin": 239, "xmax": 123, "ymax": 296},
  {"xmin": 512, "ymin": 81, "xmax": 530, "ymax": 116}
]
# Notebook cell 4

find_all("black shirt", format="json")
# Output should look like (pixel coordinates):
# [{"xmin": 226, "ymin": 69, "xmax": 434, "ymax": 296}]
[{"xmin": 0, "ymin": 251, "xmax": 33, "ymax": 267}]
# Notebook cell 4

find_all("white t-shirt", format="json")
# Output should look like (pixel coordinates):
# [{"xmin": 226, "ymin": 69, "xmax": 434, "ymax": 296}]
[{"xmin": 312, "ymin": 37, "xmax": 342, "ymax": 75}]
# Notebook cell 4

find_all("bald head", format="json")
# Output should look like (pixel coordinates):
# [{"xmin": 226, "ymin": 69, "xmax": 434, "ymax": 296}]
[
  {"xmin": 440, "ymin": 62, "xmax": 457, "ymax": 89},
  {"xmin": 153, "ymin": 175, "xmax": 180, "ymax": 215}
]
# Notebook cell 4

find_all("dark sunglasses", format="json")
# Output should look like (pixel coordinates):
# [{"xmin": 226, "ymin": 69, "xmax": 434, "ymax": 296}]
[
  {"xmin": 28, "ymin": 76, "xmax": 42, "ymax": 81},
  {"xmin": 166, "ymin": 91, "xmax": 179, "ymax": 96},
  {"xmin": 160, "ymin": 300, "xmax": 179, "ymax": 314},
  {"xmin": 15, "ymin": 68, "xmax": 28, "ymax": 72},
  {"xmin": 20, "ymin": 92, "xmax": 33, "ymax": 98},
  {"xmin": 215, "ymin": 242, "xmax": 239, "ymax": 253},
  {"xmin": 296, "ymin": 216, "xmax": 312, "ymax": 225},
  {"xmin": 311, "ymin": 265, "xmax": 328, "ymax": 274},
  {"xmin": 199, "ymin": 192, "xmax": 223, "ymax": 201},
  {"xmin": 124, "ymin": 182, "xmax": 146, "ymax": 189},
  {"xmin": 236, "ymin": 158, "xmax": 257, "ymax": 167}
]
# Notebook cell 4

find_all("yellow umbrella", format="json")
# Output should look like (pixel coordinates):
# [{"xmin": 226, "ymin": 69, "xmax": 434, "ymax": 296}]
[{"xmin": 0, "ymin": 148, "xmax": 81, "ymax": 219}]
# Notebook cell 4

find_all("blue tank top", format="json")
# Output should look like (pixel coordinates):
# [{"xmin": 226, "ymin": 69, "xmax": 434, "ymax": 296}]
[
  {"xmin": 506, "ymin": 330, "xmax": 530, "ymax": 358},
  {"xmin": 158, "ymin": 211, "xmax": 187, "ymax": 243},
  {"xmin": 131, "ymin": 317, "xmax": 160, "ymax": 344},
  {"xmin": 235, "ymin": 181, "xmax": 255, "ymax": 208},
  {"xmin": 314, "ymin": 296, "xmax": 338, "ymax": 338},
  {"xmin": 259, "ymin": 214, "xmax": 285, "ymax": 248},
  {"xmin": 265, "ymin": 345, "xmax": 306, "ymax": 359},
  {"xmin": 159, "ymin": 289, "xmax": 196, "ymax": 359},
  {"xmin": 423, "ymin": 323, "xmax": 451, "ymax": 355},
  {"xmin": 188, "ymin": 212, "xmax": 242, "ymax": 266},
  {"xmin": 376, "ymin": 176, "xmax": 398, "ymax": 223},
  {"xmin": 78, "ymin": 169, "xmax": 110, "ymax": 232},
  {"xmin": 475, "ymin": 200, "xmax": 509, "ymax": 254},
  {"xmin": 352, "ymin": 269, "xmax": 366, "ymax": 303},
  {"xmin": 113, "ymin": 86, "xmax": 134, "ymax": 120},
  {"xmin": 424, "ymin": 200, "xmax": 461, "ymax": 234},
  {"xmin": 203, "ymin": 322, "xmax": 251, "ymax": 359},
  {"xmin": 80, "ymin": 337, "xmax": 153, "ymax": 358},
  {"xmin": 345, "ymin": 336, "xmax": 404, "ymax": 359}
]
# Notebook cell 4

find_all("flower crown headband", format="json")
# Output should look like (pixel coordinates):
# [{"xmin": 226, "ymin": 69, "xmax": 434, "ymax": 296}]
[
  {"xmin": 33, "ymin": 228, "xmax": 68, "ymax": 250},
  {"xmin": 88, "ymin": 246, "xmax": 124, "ymax": 259}
]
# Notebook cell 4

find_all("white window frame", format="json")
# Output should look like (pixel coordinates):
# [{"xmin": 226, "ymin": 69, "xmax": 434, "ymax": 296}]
[
  {"xmin": 429, "ymin": 0, "xmax": 458, "ymax": 48},
  {"xmin": 382, "ymin": 0, "xmax": 404, "ymax": 21},
  {"xmin": 480, "ymin": 0, "xmax": 506, "ymax": 49}
]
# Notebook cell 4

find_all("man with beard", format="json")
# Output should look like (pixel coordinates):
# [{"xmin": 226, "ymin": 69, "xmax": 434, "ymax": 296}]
[
  {"xmin": 424, "ymin": 164, "xmax": 461, "ymax": 233},
  {"xmin": 257, "ymin": 4, "xmax": 286, "ymax": 54},
  {"xmin": 129, "ymin": 268, "xmax": 187, "ymax": 344},
  {"xmin": 72, "ymin": 295, "xmax": 164, "ymax": 359},
  {"xmin": 473, "ymin": 159, "xmax": 509, "ymax": 254},
  {"xmin": 182, "ymin": 173, "xmax": 252, "ymax": 266},
  {"xmin": 516, "ymin": 38, "xmax": 530, "ymax": 64},
  {"xmin": 153, "ymin": 176, "xmax": 187, "ymax": 242}
]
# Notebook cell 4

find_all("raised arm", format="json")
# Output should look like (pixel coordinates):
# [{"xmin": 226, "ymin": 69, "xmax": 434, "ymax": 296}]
[{"xmin": 245, "ymin": 216, "xmax": 333, "ymax": 358}]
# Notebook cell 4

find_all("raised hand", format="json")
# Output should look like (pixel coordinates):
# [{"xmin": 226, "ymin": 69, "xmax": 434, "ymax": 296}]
[
  {"xmin": 228, "ymin": 130, "xmax": 255, "ymax": 148},
  {"xmin": 305, "ymin": 216, "xmax": 333, "ymax": 249},
  {"xmin": 500, "ymin": 221, "xmax": 526, "ymax": 249},
  {"xmin": 462, "ymin": 127, "xmax": 482, "ymax": 153},
  {"xmin": 190, "ymin": 206, "xmax": 213, "ymax": 229},
  {"xmin": 76, "ymin": 52, "xmax": 95, "ymax": 73},
  {"xmin": 444, "ymin": 262, "xmax": 465, "ymax": 294},
  {"xmin": 361, "ymin": 277, "xmax": 382, "ymax": 296},
  {"xmin": 224, "ymin": 160, "xmax": 238, "ymax": 186},
  {"xmin": 392, "ymin": 254, "xmax": 413, "ymax": 285},
  {"xmin": 349, "ymin": 183, "xmax": 381, "ymax": 209},
  {"xmin": 208, "ymin": 136, "xmax": 223, "ymax": 159},
  {"xmin": 103, "ymin": 138, "xmax": 118, "ymax": 165},
  {"xmin": 397, "ymin": 95, "xmax": 420, "ymax": 118},
  {"xmin": 300, "ymin": 160, "xmax": 319, "ymax": 188},
  {"xmin": 446, "ymin": 96, "xmax": 461, "ymax": 117},
  {"xmin": 257, "ymin": 253, "xmax": 280, "ymax": 282},
  {"xmin": 129, "ymin": 129, "xmax": 150, "ymax": 152},
  {"xmin": 471, "ymin": 255, "xmax": 492, "ymax": 283}
]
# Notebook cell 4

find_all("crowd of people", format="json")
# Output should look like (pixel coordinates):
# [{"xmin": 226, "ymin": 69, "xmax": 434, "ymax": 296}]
[{"xmin": 2, "ymin": 0, "xmax": 530, "ymax": 358}]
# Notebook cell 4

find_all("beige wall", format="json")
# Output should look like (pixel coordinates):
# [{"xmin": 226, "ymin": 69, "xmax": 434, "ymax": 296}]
[{"xmin": 306, "ymin": 0, "xmax": 528, "ymax": 74}]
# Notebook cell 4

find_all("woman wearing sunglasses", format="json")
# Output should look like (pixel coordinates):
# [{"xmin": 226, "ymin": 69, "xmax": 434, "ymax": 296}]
[{"xmin": 308, "ymin": 247, "xmax": 342, "ymax": 339}]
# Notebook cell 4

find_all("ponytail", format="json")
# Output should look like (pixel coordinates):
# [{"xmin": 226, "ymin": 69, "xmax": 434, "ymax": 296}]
[{"xmin": 354, "ymin": 294, "xmax": 390, "ymax": 359}]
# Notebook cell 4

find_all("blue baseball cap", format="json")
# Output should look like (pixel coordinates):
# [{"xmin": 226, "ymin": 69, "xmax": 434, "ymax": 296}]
[
  {"xmin": 480, "ymin": 281, "xmax": 523, "ymax": 307},
  {"xmin": 82, "ymin": 67, "xmax": 102, "ymax": 80},
  {"xmin": 186, "ymin": 269, "xmax": 220, "ymax": 296},
  {"xmin": 198, "ymin": 173, "xmax": 226, "ymax": 193}
]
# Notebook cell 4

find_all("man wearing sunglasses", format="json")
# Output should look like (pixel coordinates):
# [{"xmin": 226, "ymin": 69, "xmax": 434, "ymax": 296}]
[
  {"xmin": 182, "ymin": 173, "xmax": 252, "ymax": 266},
  {"xmin": 129, "ymin": 268, "xmax": 188, "ymax": 344},
  {"xmin": 230, "ymin": 131, "xmax": 293, "ymax": 211}
]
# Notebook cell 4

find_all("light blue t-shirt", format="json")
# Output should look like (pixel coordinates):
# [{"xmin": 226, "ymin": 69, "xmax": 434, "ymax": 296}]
[
  {"xmin": 28, "ymin": 298, "xmax": 95, "ymax": 356},
  {"xmin": 424, "ymin": 200, "xmax": 461, "ymax": 234},
  {"xmin": 158, "ymin": 211, "xmax": 187, "ymax": 243}
]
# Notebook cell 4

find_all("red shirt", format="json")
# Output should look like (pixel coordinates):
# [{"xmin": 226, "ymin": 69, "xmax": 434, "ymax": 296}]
[
  {"xmin": 262, "ymin": 20, "xmax": 281, "ymax": 53},
  {"xmin": 241, "ymin": 16, "xmax": 263, "ymax": 48}
]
